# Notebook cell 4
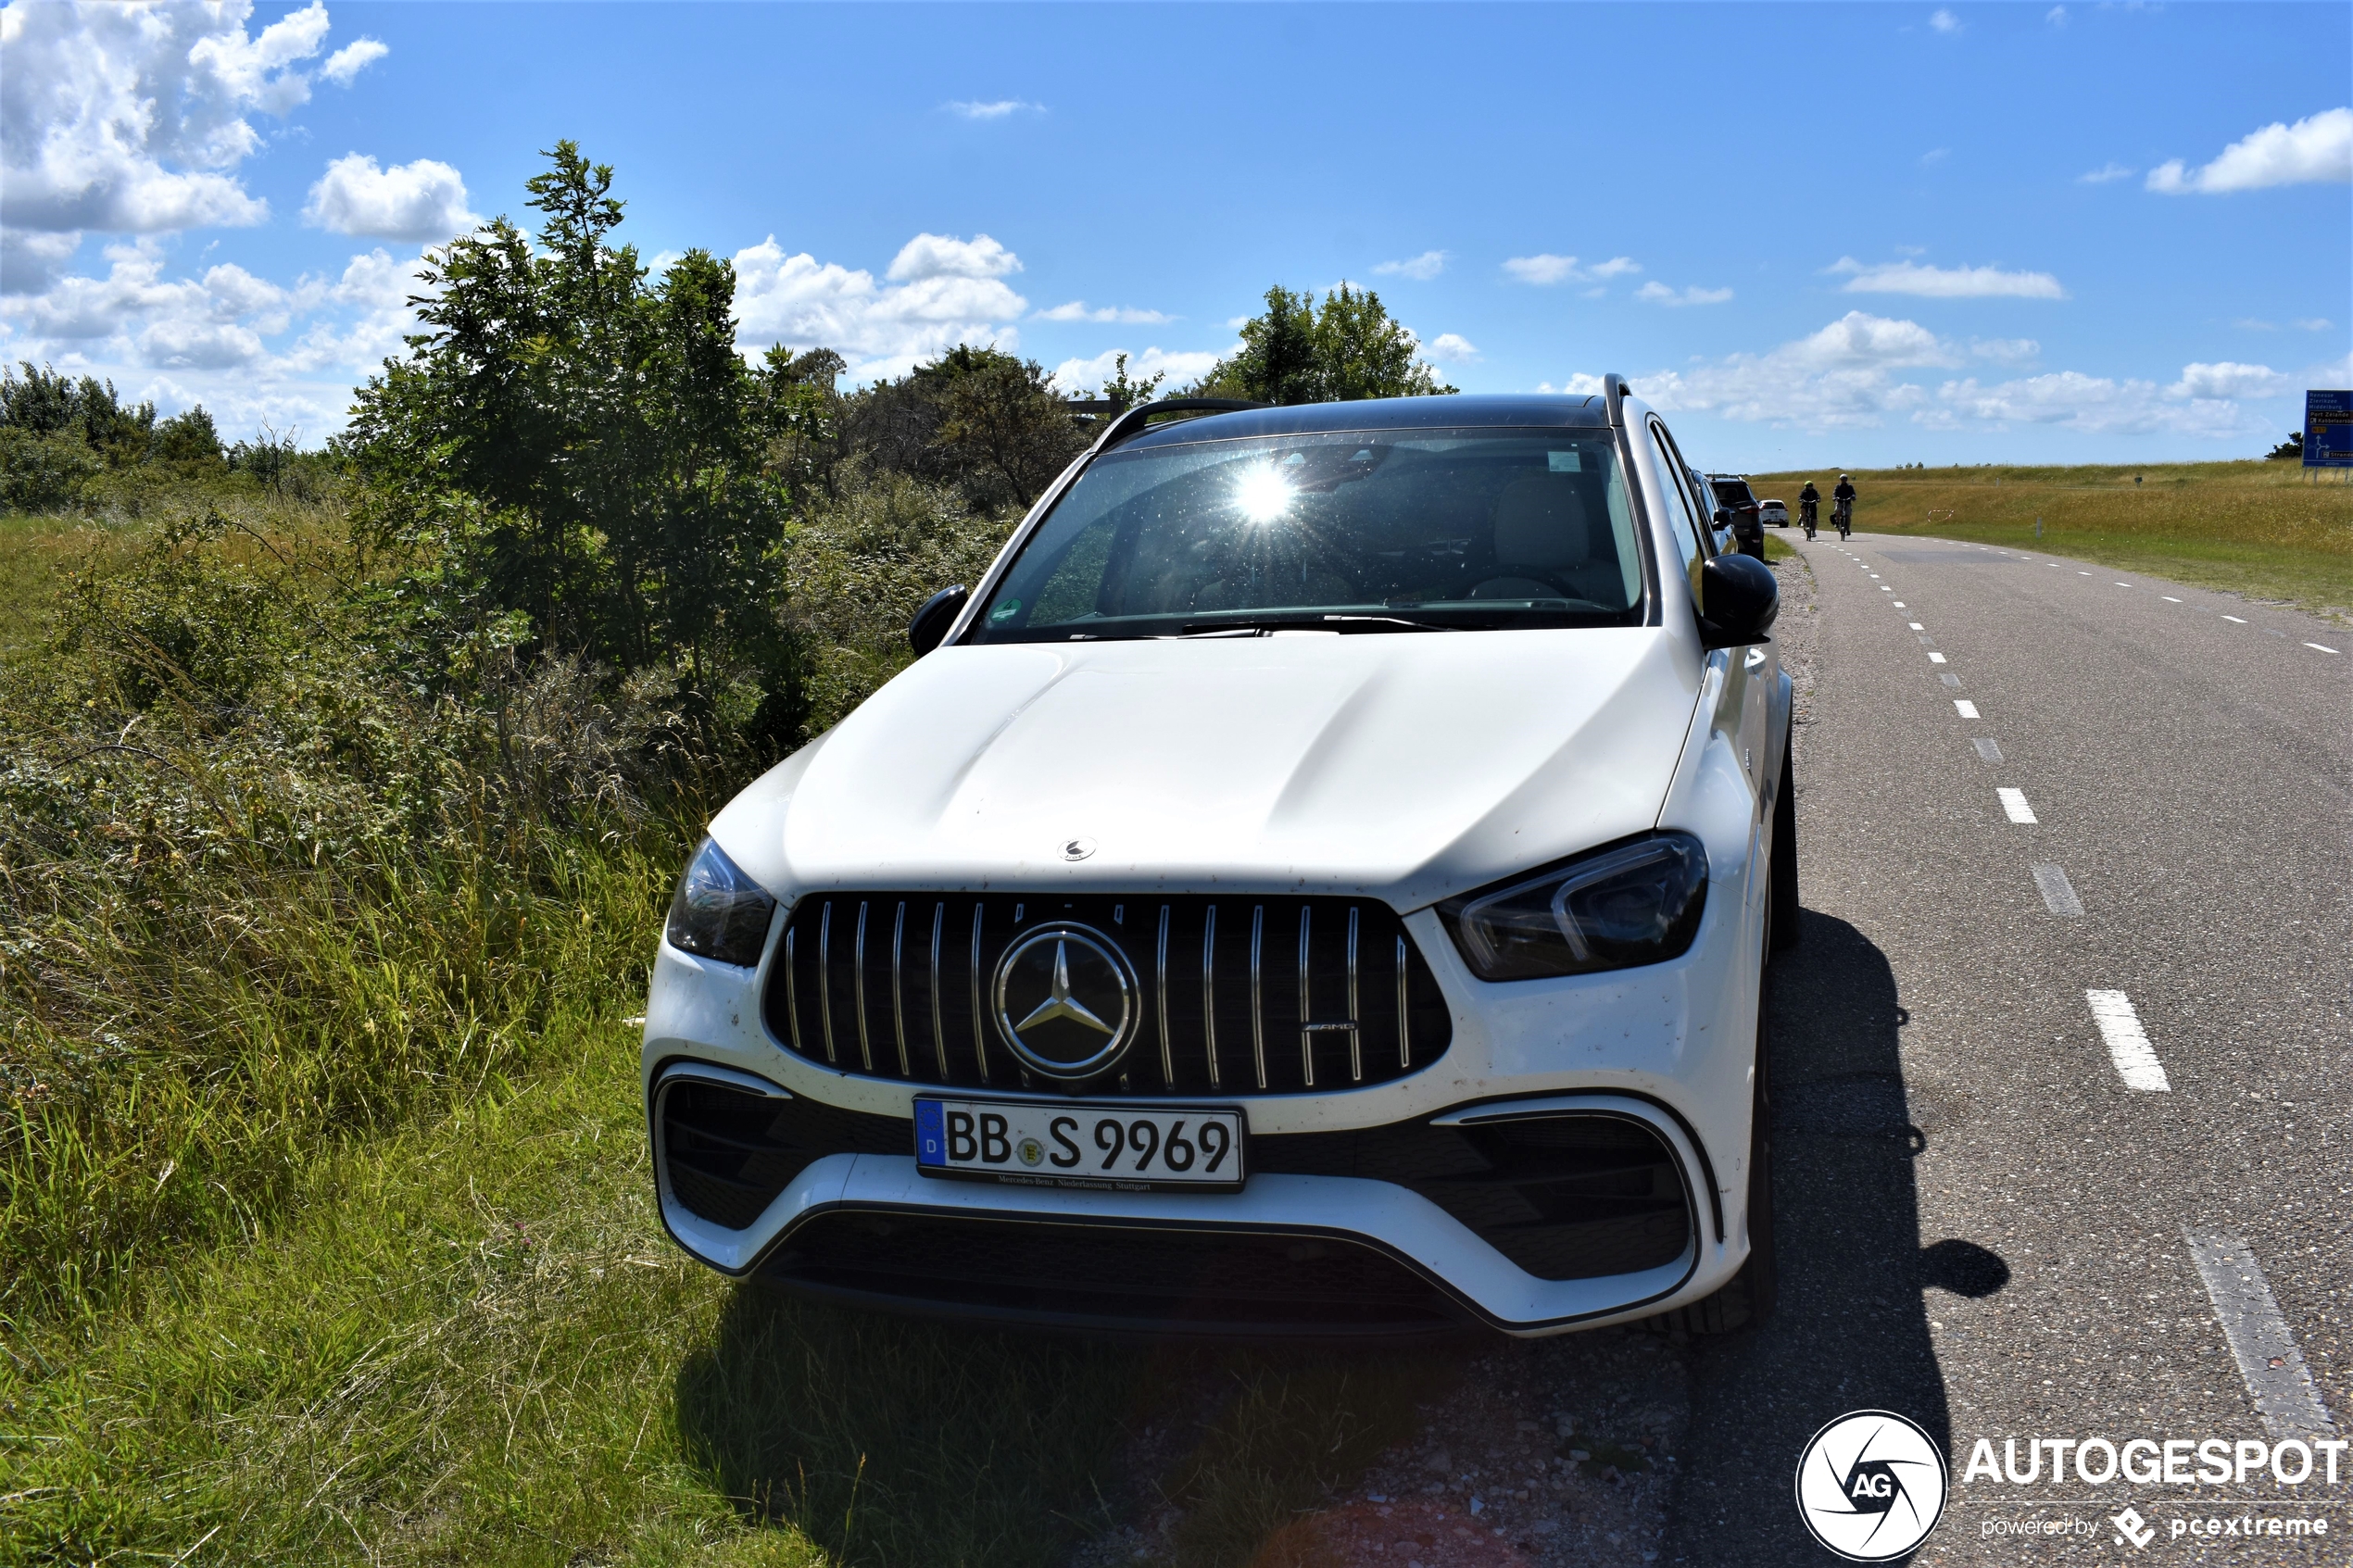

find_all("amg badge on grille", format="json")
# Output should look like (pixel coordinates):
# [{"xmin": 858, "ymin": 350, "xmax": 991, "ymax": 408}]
[{"xmin": 991, "ymin": 924, "xmax": 1137, "ymax": 1080}]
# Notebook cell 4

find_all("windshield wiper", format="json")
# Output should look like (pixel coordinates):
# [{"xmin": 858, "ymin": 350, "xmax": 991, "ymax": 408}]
[{"xmin": 1175, "ymin": 614, "xmax": 1454, "ymax": 637}]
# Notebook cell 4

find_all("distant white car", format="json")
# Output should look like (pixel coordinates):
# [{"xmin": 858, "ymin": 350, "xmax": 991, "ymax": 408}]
[
  {"xmin": 643, "ymin": 380, "xmax": 1797, "ymax": 1339},
  {"xmin": 1759, "ymin": 498, "xmax": 1790, "ymax": 528}
]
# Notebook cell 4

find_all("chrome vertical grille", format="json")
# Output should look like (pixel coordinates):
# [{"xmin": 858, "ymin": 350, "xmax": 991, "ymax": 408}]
[{"xmin": 763, "ymin": 893, "xmax": 1451, "ymax": 1096}]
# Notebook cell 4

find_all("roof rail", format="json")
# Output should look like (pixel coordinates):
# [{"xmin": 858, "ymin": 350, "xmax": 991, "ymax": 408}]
[
  {"xmin": 1604, "ymin": 373, "xmax": 1633, "ymax": 428},
  {"xmin": 1098, "ymin": 397, "xmax": 1268, "ymax": 451}
]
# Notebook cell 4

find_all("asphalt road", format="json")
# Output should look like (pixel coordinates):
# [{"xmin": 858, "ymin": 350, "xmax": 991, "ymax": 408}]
[{"xmin": 1665, "ymin": 533, "xmax": 2351, "ymax": 1565}]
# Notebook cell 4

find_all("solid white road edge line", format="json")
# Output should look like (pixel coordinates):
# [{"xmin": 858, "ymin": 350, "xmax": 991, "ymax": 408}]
[
  {"xmin": 2183, "ymin": 1231, "xmax": 2338, "ymax": 1439},
  {"xmin": 2030, "ymin": 862, "xmax": 2082, "ymax": 916},
  {"xmin": 2085, "ymin": 989, "xmax": 2168, "ymax": 1091},
  {"xmin": 1997, "ymin": 787, "xmax": 2037, "ymax": 824}
]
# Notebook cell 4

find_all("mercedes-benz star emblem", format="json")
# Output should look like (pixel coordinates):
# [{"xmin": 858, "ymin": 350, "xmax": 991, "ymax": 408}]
[{"xmin": 992, "ymin": 923, "xmax": 1137, "ymax": 1080}]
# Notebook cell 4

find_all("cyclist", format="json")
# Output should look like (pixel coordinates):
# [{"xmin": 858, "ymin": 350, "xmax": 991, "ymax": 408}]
[
  {"xmin": 1832, "ymin": 473, "xmax": 1856, "ymax": 539},
  {"xmin": 1798, "ymin": 480, "xmax": 1820, "ymax": 540}
]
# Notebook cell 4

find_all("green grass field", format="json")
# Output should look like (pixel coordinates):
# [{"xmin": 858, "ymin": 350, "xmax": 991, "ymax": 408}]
[{"xmin": 1749, "ymin": 459, "xmax": 2353, "ymax": 620}]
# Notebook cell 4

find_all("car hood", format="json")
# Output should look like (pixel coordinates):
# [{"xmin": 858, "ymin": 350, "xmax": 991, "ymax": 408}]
[{"xmin": 711, "ymin": 629, "xmax": 1701, "ymax": 911}]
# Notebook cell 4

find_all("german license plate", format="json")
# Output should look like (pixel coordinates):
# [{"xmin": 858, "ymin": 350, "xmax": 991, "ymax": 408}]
[{"xmin": 913, "ymin": 1097, "xmax": 1246, "ymax": 1191}]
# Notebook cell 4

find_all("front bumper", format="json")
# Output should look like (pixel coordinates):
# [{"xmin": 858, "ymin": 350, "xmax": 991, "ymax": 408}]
[{"xmin": 642, "ymin": 789, "xmax": 1768, "ymax": 1336}]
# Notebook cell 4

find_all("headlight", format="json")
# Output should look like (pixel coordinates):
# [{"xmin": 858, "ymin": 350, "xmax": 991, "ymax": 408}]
[
  {"xmin": 1439, "ymin": 833, "xmax": 1707, "ymax": 981},
  {"xmin": 664, "ymin": 838, "xmax": 777, "ymax": 967}
]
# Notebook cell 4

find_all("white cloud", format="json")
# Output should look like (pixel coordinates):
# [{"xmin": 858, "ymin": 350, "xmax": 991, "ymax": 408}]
[
  {"xmin": 0, "ymin": 0, "xmax": 366, "ymax": 235},
  {"xmin": 1930, "ymin": 8, "xmax": 1961, "ymax": 33},
  {"xmin": 2168, "ymin": 361, "xmax": 2289, "ymax": 400},
  {"xmin": 1, "ymin": 229, "xmax": 82, "ymax": 295},
  {"xmin": 1423, "ymin": 332, "xmax": 1479, "ymax": 363},
  {"xmin": 1374, "ymin": 251, "xmax": 1448, "ymax": 282},
  {"xmin": 886, "ymin": 232, "xmax": 1021, "ymax": 282},
  {"xmin": 1033, "ymin": 300, "xmax": 1173, "ymax": 324},
  {"xmin": 319, "ymin": 36, "xmax": 387, "ymax": 85},
  {"xmin": 302, "ymin": 153, "xmax": 477, "ymax": 241},
  {"xmin": 1920, "ymin": 147, "xmax": 1950, "ymax": 166},
  {"xmin": 1503, "ymin": 253, "xmax": 1639, "ymax": 286},
  {"xmin": 2078, "ymin": 162, "xmax": 2135, "ymax": 183},
  {"xmin": 731, "ymin": 232, "xmax": 1029, "ymax": 379},
  {"xmin": 1927, "ymin": 371, "xmax": 2248, "ymax": 436},
  {"xmin": 1535, "ymin": 374, "xmax": 1607, "ymax": 396},
  {"xmin": 1636, "ymin": 282, "xmax": 1733, "ymax": 307},
  {"xmin": 943, "ymin": 99, "xmax": 1043, "ymax": 120},
  {"xmin": 1576, "ymin": 312, "xmax": 2268, "ymax": 438},
  {"xmin": 2045, "ymin": 6, "xmax": 2068, "ymax": 24},
  {"xmin": 1970, "ymin": 337, "xmax": 2041, "ymax": 364},
  {"xmin": 2296, "ymin": 318, "xmax": 2334, "ymax": 332},
  {"xmin": 1828, "ymin": 256, "xmax": 2066, "ymax": 299},
  {"xmin": 1050, "ymin": 345, "xmax": 1226, "ymax": 395},
  {"xmin": 2146, "ymin": 107, "xmax": 2353, "ymax": 194}
]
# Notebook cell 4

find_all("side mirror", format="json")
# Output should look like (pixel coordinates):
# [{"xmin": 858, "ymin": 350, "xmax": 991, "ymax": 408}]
[
  {"xmin": 1713, "ymin": 507, "xmax": 1734, "ymax": 529},
  {"xmin": 1698, "ymin": 554, "xmax": 1778, "ymax": 649},
  {"xmin": 907, "ymin": 584, "xmax": 969, "ymax": 656}
]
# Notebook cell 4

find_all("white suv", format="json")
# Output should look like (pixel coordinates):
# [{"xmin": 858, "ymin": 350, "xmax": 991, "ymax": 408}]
[{"xmin": 644, "ymin": 380, "xmax": 1796, "ymax": 1338}]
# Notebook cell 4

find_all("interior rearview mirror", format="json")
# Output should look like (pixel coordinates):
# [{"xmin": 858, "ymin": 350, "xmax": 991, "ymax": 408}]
[
  {"xmin": 1698, "ymin": 554, "xmax": 1778, "ymax": 650},
  {"xmin": 907, "ymin": 584, "xmax": 970, "ymax": 656}
]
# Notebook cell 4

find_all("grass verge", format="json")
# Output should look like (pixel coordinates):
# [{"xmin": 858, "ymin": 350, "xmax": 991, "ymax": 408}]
[
  {"xmin": 3, "ymin": 1015, "xmax": 1467, "ymax": 1567},
  {"xmin": 1748, "ymin": 460, "xmax": 2353, "ymax": 619}
]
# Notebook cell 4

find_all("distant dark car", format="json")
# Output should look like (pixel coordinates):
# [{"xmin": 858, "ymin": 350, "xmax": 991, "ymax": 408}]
[{"xmin": 1707, "ymin": 474, "xmax": 1765, "ymax": 557}]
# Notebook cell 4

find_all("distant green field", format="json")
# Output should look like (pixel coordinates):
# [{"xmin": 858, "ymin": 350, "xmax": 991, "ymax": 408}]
[{"xmin": 1749, "ymin": 460, "xmax": 2353, "ymax": 621}]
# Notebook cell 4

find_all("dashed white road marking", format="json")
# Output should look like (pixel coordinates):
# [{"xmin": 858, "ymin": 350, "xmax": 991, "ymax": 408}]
[
  {"xmin": 1996, "ymin": 786, "xmax": 2037, "ymax": 823},
  {"xmin": 1893, "ymin": 601, "xmax": 1906, "ymax": 608},
  {"xmin": 1880, "ymin": 585, "xmax": 1892, "ymax": 591},
  {"xmin": 1954, "ymin": 699, "xmax": 1980, "ymax": 718},
  {"xmin": 2183, "ymin": 1232, "xmax": 2337, "ymax": 1438},
  {"xmin": 1908, "ymin": 621, "xmax": 1925, "ymax": 630},
  {"xmin": 2079, "ymin": 571, "xmax": 2093, "ymax": 576},
  {"xmin": 1972, "ymin": 737, "xmax": 2003, "ymax": 762},
  {"xmin": 2114, "ymin": 582, "xmax": 2133, "ymax": 588},
  {"xmin": 2031, "ymin": 862, "xmax": 2082, "ymax": 916},
  {"xmin": 2086, "ymin": 989, "xmax": 2168, "ymax": 1091},
  {"xmin": 2307, "ymin": 643, "xmax": 2340, "ymax": 655},
  {"xmin": 2161, "ymin": 596, "xmax": 2183, "ymax": 603},
  {"xmin": 1928, "ymin": 651, "xmax": 1947, "ymax": 663},
  {"xmin": 2222, "ymin": 615, "xmax": 2247, "ymax": 623}
]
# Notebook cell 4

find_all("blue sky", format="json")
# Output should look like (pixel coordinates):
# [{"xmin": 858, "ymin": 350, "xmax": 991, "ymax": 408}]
[{"xmin": 3, "ymin": 2, "xmax": 2347, "ymax": 469}]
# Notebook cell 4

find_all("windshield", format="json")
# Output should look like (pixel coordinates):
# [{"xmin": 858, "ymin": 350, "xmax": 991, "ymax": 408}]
[
  {"xmin": 1710, "ymin": 481, "xmax": 1755, "ymax": 508},
  {"xmin": 965, "ymin": 428, "xmax": 1648, "ymax": 642}
]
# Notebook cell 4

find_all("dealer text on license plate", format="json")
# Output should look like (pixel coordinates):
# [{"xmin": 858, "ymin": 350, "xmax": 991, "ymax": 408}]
[{"xmin": 913, "ymin": 1098, "xmax": 1245, "ymax": 1190}]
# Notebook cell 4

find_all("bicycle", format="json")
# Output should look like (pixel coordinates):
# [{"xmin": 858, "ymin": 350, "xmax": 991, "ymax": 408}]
[
  {"xmin": 1801, "ymin": 500, "xmax": 1818, "ymax": 540},
  {"xmin": 1833, "ymin": 498, "xmax": 1853, "ymax": 540}
]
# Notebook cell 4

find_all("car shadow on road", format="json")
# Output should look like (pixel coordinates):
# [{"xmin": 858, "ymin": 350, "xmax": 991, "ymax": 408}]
[{"xmin": 1663, "ymin": 909, "xmax": 2007, "ymax": 1564}]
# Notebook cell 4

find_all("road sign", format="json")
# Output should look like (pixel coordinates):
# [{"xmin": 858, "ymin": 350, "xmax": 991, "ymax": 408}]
[{"xmin": 2308, "ymin": 390, "xmax": 2353, "ymax": 468}]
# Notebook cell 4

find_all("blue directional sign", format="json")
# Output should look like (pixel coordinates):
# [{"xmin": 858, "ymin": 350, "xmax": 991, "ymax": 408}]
[{"xmin": 2309, "ymin": 389, "xmax": 2353, "ymax": 468}]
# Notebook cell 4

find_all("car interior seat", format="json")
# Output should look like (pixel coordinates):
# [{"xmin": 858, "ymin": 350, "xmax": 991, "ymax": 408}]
[{"xmin": 1471, "ymin": 472, "xmax": 1605, "ymax": 601}]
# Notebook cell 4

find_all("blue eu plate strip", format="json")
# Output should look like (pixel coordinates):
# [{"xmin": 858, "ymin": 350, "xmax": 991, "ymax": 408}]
[{"xmin": 913, "ymin": 1098, "xmax": 945, "ymax": 1165}]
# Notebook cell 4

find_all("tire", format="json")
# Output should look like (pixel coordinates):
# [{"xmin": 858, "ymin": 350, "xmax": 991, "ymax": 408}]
[
  {"xmin": 1642, "ymin": 923, "xmax": 1779, "ymax": 1336},
  {"xmin": 1769, "ymin": 734, "xmax": 1800, "ymax": 954}
]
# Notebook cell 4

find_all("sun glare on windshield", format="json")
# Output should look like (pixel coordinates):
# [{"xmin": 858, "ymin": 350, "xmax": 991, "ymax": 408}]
[{"xmin": 1231, "ymin": 460, "xmax": 1294, "ymax": 524}]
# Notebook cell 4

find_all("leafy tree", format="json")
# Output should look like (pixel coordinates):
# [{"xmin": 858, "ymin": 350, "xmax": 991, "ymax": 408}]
[
  {"xmin": 2266, "ymin": 431, "xmax": 2304, "ymax": 461},
  {"xmin": 1093, "ymin": 351, "xmax": 1165, "ymax": 414},
  {"xmin": 149, "ymin": 407, "xmax": 225, "ymax": 470},
  {"xmin": 1194, "ymin": 284, "xmax": 1455, "ymax": 404},
  {"xmin": 0, "ymin": 362, "xmax": 159, "ymax": 465},
  {"xmin": 346, "ymin": 142, "xmax": 810, "ymax": 742}
]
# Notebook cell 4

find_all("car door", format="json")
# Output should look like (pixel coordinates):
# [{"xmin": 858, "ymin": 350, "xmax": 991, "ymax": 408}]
[{"xmin": 1649, "ymin": 420, "xmax": 1770, "ymax": 816}]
